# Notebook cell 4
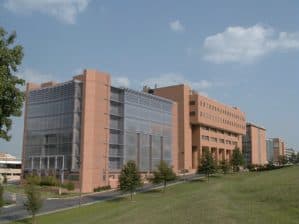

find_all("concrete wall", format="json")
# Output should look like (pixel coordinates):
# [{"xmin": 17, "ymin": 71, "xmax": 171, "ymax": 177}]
[
  {"xmin": 247, "ymin": 124, "xmax": 267, "ymax": 165},
  {"xmin": 78, "ymin": 69, "xmax": 111, "ymax": 193},
  {"xmin": 154, "ymin": 85, "xmax": 192, "ymax": 171}
]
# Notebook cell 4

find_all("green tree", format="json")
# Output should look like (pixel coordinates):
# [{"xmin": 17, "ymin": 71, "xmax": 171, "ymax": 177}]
[
  {"xmin": 24, "ymin": 184, "xmax": 43, "ymax": 224},
  {"xmin": 198, "ymin": 150, "xmax": 217, "ymax": 180},
  {"xmin": 278, "ymin": 155, "xmax": 287, "ymax": 166},
  {"xmin": 0, "ymin": 184, "xmax": 4, "ymax": 212},
  {"xmin": 296, "ymin": 153, "xmax": 299, "ymax": 164},
  {"xmin": 289, "ymin": 153, "xmax": 297, "ymax": 164},
  {"xmin": 119, "ymin": 161, "xmax": 141, "ymax": 200},
  {"xmin": 230, "ymin": 148, "xmax": 244, "ymax": 172},
  {"xmin": 0, "ymin": 27, "xmax": 25, "ymax": 141},
  {"xmin": 219, "ymin": 159, "xmax": 231, "ymax": 174},
  {"xmin": 151, "ymin": 160, "xmax": 176, "ymax": 192}
]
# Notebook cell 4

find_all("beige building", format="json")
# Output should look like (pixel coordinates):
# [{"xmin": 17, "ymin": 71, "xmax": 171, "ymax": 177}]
[
  {"xmin": 151, "ymin": 84, "xmax": 246, "ymax": 171},
  {"xmin": 266, "ymin": 138, "xmax": 285, "ymax": 163},
  {"xmin": 0, "ymin": 152, "xmax": 21, "ymax": 181},
  {"xmin": 242, "ymin": 123, "xmax": 267, "ymax": 165}
]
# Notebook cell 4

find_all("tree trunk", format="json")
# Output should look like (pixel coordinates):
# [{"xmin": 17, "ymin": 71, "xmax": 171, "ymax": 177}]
[
  {"xmin": 163, "ymin": 180, "xmax": 166, "ymax": 193},
  {"xmin": 32, "ymin": 214, "xmax": 35, "ymax": 224}
]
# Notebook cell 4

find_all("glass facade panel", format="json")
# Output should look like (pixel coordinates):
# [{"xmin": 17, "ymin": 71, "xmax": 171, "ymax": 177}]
[
  {"xmin": 122, "ymin": 89, "xmax": 173, "ymax": 172},
  {"xmin": 24, "ymin": 81, "xmax": 82, "ymax": 174}
]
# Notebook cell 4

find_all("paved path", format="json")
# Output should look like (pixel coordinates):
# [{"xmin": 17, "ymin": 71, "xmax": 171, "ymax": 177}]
[{"xmin": 0, "ymin": 174, "xmax": 202, "ymax": 223}]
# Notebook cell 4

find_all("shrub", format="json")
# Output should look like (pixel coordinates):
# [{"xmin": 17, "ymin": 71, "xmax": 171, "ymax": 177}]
[
  {"xmin": 150, "ymin": 161, "xmax": 176, "ymax": 192},
  {"xmin": 62, "ymin": 182, "xmax": 75, "ymax": 191},
  {"xmin": 219, "ymin": 160, "xmax": 231, "ymax": 174},
  {"xmin": 94, "ymin": 185, "xmax": 111, "ymax": 192},
  {"xmin": 40, "ymin": 176, "xmax": 59, "ymax": 186},
  {"xmin": 26, "ymin": 175, "xmax": 41, "ymax": 185}
]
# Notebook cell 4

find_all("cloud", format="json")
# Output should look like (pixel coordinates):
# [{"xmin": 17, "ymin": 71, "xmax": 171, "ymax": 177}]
[
  {"xmin": 3, "ymin": 0, "xmax": 90, "ymax": 24},
  {"xmin": 141, "ymin": 73, "xmax": 212, "ymax": 95},
  {"xmin": 169, "ymin": 20, "xmax": 184, "ymax": 32},
  {"xmin": 17, "ymin": 68, "xmax": 56, "ymax": 83},
  {"xmin": 112, "ymin": 77, "xmax": 130, "ymax": 88},
  {"xmin": 203, "ymin": 24, "xmax": 299, "ymax": 63}
]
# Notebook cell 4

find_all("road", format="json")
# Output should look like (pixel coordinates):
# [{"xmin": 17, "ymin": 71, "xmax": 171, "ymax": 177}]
[{"xmin": 0, "ymin": 174, "xmax": 202, "ymax": 223}]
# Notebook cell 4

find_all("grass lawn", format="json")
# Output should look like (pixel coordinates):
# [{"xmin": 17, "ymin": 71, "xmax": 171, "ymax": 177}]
[{"xmin": 13, "ymin": 166, "xmax": 299, "ymax": 224}]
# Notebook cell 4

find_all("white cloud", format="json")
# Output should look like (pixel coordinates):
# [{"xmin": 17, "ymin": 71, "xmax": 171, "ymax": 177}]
[
  {"xmin": 203, "ymin": 24, "xmax": 299, "ymax": 63},
  {"xmin": 112, "ymin": 77, "xmax": 130, "ymax": 88},
  {"xmin": 17, "ymin": 68, "xmax": 56, "ymax": 83},
  {"xmin": 169, "ymin": 20, "xmax": 184, "ymax": 32},
  {"xmin": 3, "ymin": 0, "xmax": 90, "ymax": 24},
  {"xmin": 142, "ymin": 73, "xmax": 212, "ymax": 95}
]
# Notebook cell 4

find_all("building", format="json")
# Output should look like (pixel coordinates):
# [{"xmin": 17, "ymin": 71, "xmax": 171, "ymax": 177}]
[
  {"xmin": 0, "ymin": 152, "xmax": 22, "ymax": 181},
  {"xmin": 285, "ymin": 148, "xmax": 296, "ymax": 161},
  {"xmin": 149, "ymin": 84, "xmax": 246, "ymax": 171},
  {"xmin": 242, "ymin": 123, "xmax": 267, "ymax": 165},
  {"xmin": 22, "ymin": 69, "xmax": 178, "ymax": 192},
  {"xmin": 266, "ymin": 138, "xmax": 285, "ymax": 163}
]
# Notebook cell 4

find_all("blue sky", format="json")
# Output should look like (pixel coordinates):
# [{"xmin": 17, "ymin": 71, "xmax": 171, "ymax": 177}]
[{"xmin": 0, "ymin": 0, "xmax": 298, "ymax": 158}]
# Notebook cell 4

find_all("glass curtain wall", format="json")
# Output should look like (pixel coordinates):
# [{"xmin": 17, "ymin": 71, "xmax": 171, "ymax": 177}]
[
  {"xmin": 24, "ymin": 80, "xmax": 82, "ymax": 179},
  {"xmin": 122, "ymin": 89, "xmax": 173, "ymax": 172}
]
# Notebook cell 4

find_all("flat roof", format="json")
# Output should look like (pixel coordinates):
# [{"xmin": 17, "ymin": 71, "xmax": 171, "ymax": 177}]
[{"xmin": 246, "ymin": 122, "xmax": 266, "ymax": 130}]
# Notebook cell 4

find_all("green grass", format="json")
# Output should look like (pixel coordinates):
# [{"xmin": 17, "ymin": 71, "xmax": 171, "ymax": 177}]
[{"xmin": 13, "ymin": 166, "xmax": 299, "ymax": 224}]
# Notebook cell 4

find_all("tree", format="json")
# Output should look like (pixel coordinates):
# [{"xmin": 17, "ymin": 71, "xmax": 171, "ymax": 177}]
[
  {"xmin": 0, "ymin": 27, "xmax": 25, "ymax": 141},
  {"xmin": 24, "ymin": 184, "xmax": 43, "ymax": 224},
  {"xmin": 119, "ymin": 161, "xmax": 141, "ymax": 200},
  {"xmin": 289, "ymin": 153, "xmax": 297, "ymax": 164},
  {"xmin": 230, "ymin": 148, "xmax": 244, "ymax": 172},
  {"xmin": 150, "ymin": 160, "xmax": 176, "ymax": 192},
  {"xmin": 198, "ymin": 150, "xmax": 217, "ymax": 180},
  {"xmin": 0, "ymin": 184, "xmax": 4, "ymax": 212},
  {"xmin": 219, "ymin": 159, "xmax": 231, "ymax": 174},
  {"xmin": 296, "ymin": 153, "xmax": 299, "ymax": 164},
  {"xmin": 278, "ymin": 155, "xmax": 287, "ymax": 166}
]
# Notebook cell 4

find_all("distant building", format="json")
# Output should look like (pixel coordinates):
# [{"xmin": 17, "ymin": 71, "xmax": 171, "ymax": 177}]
[
  {"xmin": 0, "ymin": 152, "xmax": 21, "ymax": 181},
  {"xmin": 151, "ymin": 84, "xmax": 246, "ymax": 169},
  {"xmin": 242, "ymin": 123, "xmax": 267, "ymax": 165},
  {"xmin": 266, "ymin": 138, "xmax": 285, "ymax": 163},
  {"xmin": 285, "ymin": 148, "xmax": 296, "ymax": 160}
]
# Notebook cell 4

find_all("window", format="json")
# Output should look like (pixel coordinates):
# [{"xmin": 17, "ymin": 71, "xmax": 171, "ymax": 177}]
[
  {"xmin": 202, "ymin": 126, "xmax": 209, "ymax": 131},
  {"xmin": 226, "ymin": 140, "xmax": 231, "ymax": 145},
  {"xmin": 210, "ymin": 137, "xmax": 217, "ymax": 142},
  {"xmin": 201, "ymin": 135, "xmax": 209, "ymax": 141},
  {"xmin": 189, "ymin": 101, "xmax": 196, "ymax": 106},
  {"xmin": 190, "ymin": 111, "xmax": 196, "ymax": 116}
]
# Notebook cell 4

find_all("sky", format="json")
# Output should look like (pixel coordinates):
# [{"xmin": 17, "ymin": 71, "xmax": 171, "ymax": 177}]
[{"xmin": 0, "ymin": 0, "xmax": 298, "ymax": 158}]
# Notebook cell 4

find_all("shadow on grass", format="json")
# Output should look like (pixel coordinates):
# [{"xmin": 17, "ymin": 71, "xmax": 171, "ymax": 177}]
[
  {"xmin": 210, "ymin": 175, "xmax": 222, "ymax": 178},
  {"xmin": 142, "ymin": 189, "xmax": 163, "ymax": 194},
  {"xmin": 190, "ymin": 178, "xmax": 206, "ymax": 183},
  {"xmin": 13, "ymin": 219, "xmax": 31, "ymax": 224},
  {"xmin": 108, "ymin": 197, "xmax": 128, "ymax": 203}
]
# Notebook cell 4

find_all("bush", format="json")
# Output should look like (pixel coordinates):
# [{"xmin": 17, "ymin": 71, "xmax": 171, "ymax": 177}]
[
  {"xmin": 26, "ymin": 175, "xmax": 41, "ymax": 185},
  {"xmin": 62, "ymin": 182, "xmax": 75, "ymax": 191},
  {"xmin": 219, "ymin": 160, "xmax": 231, "ymax": 174},
  {"xmin": 93, "ymin": 185, "xmax": 111, "ymax": 192},
  {"xmin": 40, "ymin": 176, "xmax": 59, "ymax": 186}
]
